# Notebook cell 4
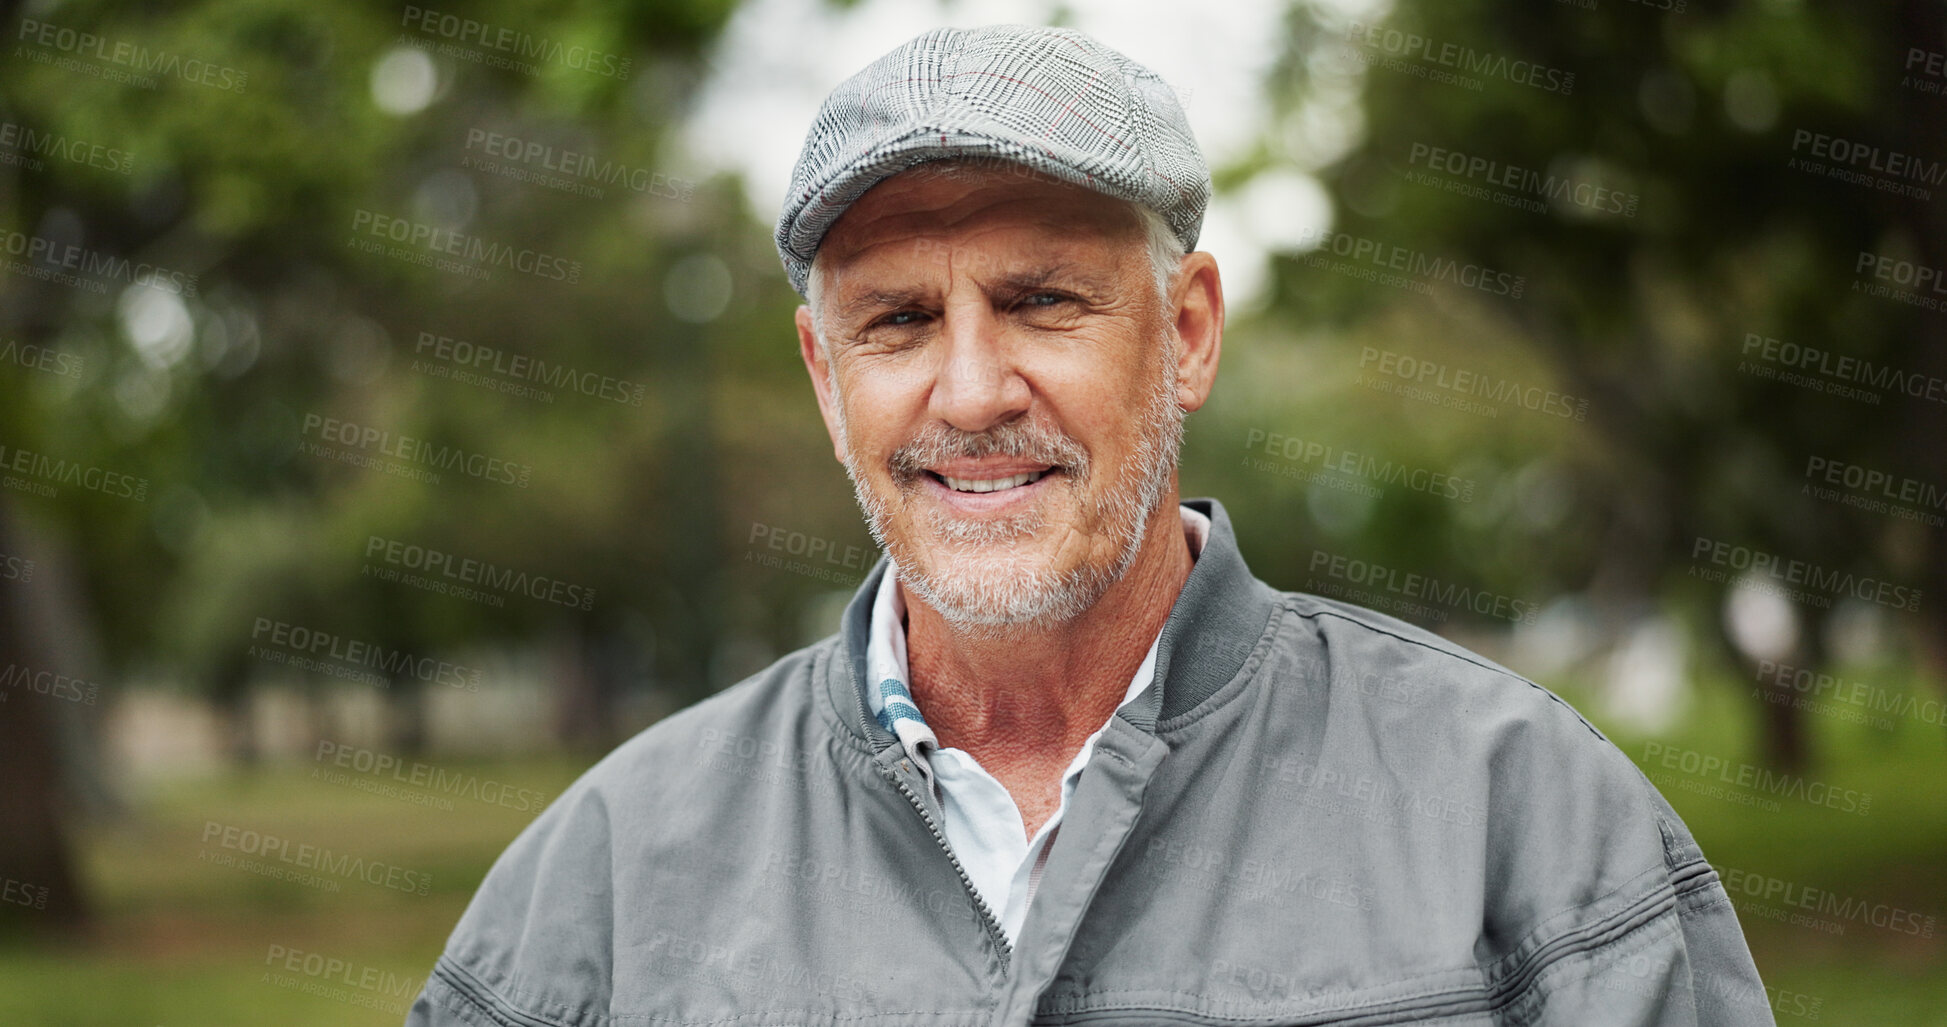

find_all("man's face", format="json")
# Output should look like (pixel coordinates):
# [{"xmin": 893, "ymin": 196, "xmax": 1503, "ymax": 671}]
[{"xmin": 798, "ymin": 166, "xmax": 1186, "ymax": 631}]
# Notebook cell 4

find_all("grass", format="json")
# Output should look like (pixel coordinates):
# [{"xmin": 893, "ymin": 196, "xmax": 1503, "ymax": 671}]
[
  {"xmin": 0, "ymin": 679, "xmax": 1942, "ymax": 1025},
  {"xmin": 0, "ymin": 755, "xmax": 587, "ymax": 1027},
  {"xmin": 1568, "ymin": 670, "xmax": 1947, "ymax": 1025}
]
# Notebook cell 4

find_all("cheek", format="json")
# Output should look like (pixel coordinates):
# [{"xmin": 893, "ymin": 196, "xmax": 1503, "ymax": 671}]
[
  {"xmin": 834, "ymin": 373, "xmax": 909, "ymax": 448},
  {"xmin": 1044, "ymin": 372, "xmax": 1156, "ymax": 456}
]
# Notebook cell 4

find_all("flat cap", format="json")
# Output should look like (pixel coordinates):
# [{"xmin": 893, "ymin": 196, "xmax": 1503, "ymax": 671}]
[{"xmin": 775, "ymin": 24, "xmax": 1210, "ymax": 298}]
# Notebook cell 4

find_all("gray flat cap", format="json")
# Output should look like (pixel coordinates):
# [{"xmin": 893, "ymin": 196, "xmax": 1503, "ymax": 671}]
[{"xmin": 775, "ymin": 24, "xmax": 1210, "ymax": 297}]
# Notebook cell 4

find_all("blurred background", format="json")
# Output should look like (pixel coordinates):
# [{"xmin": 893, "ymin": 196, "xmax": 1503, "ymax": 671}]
[{"xmin": 1, "ymin": 0, "xmax": 1943, "ymax": 1022}]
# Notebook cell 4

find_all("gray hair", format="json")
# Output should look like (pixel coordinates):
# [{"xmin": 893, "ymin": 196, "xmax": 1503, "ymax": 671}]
[{"xmin": 805, "ymin": 161, "xmax": 1187, "ymax": 350}]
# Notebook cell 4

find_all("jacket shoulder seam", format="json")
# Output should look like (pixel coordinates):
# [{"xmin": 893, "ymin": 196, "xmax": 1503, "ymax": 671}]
[
  {"xmin": 428, "ymin": 955, "xmax": 587, "ymax": 1027},
  {"xmin": 1285, "ymin": 595, "xmax": 1608, "ymax": 743},
  {"xmin": 1668, "ymin": 855, "xmax": 1733, "ymax": 915},
  {"xmin": 1478, "ymin": 862, "xmax": 1677, "ymax": 998},
  {"xmin": 1041, "ymin": 881, "xmax": 1681, "ymax": 1025},
  {"xmin": 1495, "ymin": 898, "xmax": 1690, "ymax": 1027}
]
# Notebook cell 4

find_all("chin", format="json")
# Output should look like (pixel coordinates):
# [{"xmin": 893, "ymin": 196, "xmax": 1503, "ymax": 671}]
[
  {"xmin": 892, "ymin": 526, "xmax": 1133, "ymax": 631},
  {"xmin": 901, "ymin": 559, "xmax": 1106, "ymax": 630}
]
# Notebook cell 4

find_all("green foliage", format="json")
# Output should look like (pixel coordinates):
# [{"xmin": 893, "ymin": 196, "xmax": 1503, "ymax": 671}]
[{"xmin": 1213, "ymin": 0, "xmax": 1944, "ymax": 690}]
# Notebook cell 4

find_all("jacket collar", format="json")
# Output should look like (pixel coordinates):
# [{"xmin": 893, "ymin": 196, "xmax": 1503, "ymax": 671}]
[{"xmin": 824, "ymin": 496, "xmax": 1282, "ymax": 749}]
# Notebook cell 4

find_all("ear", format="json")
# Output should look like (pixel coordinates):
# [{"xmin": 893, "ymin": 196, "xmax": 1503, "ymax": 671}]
[
  {"xmin": 796, "ymin": 305, "xmax": 848, "ymax": 464},
  {"xmin": 1168, "ymin": 252, "xmax": 1224, "ymax": 412}
]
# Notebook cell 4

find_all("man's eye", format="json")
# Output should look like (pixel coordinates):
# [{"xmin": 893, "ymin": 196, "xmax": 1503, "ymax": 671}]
[
  {"xmin": 1021, "ymin": 292, "xmax": 1068, "ymax": 308},
  {"xmin": 879, "ymin": 311, "xmax": 926, "ymax": 327}
]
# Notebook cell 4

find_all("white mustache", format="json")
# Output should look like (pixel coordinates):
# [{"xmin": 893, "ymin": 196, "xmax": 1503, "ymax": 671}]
[{"xmin": 886, "ymin": 421, "xmax": 1088, "ymax": 486}]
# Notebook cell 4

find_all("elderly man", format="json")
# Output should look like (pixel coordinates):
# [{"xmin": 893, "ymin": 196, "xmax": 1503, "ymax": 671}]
[{"xmin": 410, "ymin": 24, "xmax": 1774, "ymax": 1027}]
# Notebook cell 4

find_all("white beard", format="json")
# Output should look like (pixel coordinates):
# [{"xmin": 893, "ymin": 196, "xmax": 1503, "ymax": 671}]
[{"xmin": 835, "ymin": 341, "xmax": 1184, "ymax": 633}]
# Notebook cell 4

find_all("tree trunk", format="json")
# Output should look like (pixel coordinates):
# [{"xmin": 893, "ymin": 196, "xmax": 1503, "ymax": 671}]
[{"xmin": 0, "ymin": 498, "xmax": 88, "ymax": 933}]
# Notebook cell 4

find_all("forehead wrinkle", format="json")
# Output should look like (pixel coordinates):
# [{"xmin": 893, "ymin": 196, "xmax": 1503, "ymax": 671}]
[
  {"xmin": 830, "ymin": 228, "xmax": 1137, "ymax": 309},
  {"xmin": 827, "ymin": 256, "xmax": 1126, "ymax": 327},
  {"xmin": 818, "ymin": 181, "xmax": 1148, "ymax": 326},
  {"xmin": 982, "ymin": 260, "xmax": 1119, "ymax": 298}
]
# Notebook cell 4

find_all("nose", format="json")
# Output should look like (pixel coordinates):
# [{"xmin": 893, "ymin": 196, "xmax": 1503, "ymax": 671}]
[{"xmin": 926, "ymin": 301, "xmax": 1030, "ymax": 433}]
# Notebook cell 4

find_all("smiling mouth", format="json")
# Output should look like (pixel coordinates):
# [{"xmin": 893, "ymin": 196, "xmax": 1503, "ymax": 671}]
[{"xmin": 925, "ymin": 469, "xmax": 1054, "ymax": 493}]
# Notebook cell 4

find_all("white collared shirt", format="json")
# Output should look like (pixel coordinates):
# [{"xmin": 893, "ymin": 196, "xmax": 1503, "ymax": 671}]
[{"xmin": 864, "ymin": 505, "xmax": 1211, "ymax": 947}]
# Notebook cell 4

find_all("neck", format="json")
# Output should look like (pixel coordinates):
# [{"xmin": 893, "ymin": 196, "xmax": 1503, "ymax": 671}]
[{"xmin": 901, "ymin": 496, "xmax": 1194, "ymax": 763}]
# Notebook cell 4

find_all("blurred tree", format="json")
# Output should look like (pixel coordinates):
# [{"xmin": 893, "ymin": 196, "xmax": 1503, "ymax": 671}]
[
  {"xmin": 0, "ymin": 0, "xmax": 775, "ymax": 934},
  {"xmin": 1239, "ymin": 0, "xmax": 1944, "ymax": 769}
]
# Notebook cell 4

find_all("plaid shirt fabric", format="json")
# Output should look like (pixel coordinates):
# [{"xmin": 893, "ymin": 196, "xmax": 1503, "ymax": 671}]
[{"xmin": 864, "ymin": 505, "xmax": 1211, "ymax": 945}]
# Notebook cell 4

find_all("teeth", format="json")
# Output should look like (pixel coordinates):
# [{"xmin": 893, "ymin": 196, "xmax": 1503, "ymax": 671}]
[{"xmin": 940, "ymin": 469, "xmax": 1049, "ymax": 493}]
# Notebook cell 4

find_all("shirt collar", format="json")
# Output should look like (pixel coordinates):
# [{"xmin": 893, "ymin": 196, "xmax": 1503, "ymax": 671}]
[{"xmin": 864, "ymin": 505, "xmax": 1212, "ymax": 770}]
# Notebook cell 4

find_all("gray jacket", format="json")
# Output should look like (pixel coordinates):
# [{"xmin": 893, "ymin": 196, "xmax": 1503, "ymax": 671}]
[{"xmin": 408, "ymin": 497, "xmax": 1775, "ymax": 1026}]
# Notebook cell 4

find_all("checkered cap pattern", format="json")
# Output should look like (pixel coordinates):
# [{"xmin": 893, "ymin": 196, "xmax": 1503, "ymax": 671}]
[{"xmin": 775, "ymin": 23, "xmax": 1210, "ymax": 297}]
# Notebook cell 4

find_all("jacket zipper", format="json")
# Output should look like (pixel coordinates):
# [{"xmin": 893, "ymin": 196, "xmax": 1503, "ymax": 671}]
[{"xmin": 854, "ymin": 666, "xmax": 1014, "ymax": 974}]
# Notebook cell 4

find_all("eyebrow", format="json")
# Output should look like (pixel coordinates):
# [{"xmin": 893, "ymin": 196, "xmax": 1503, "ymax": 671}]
[
  {"xmin": 987, "ymin": 262, "xmax": 1116, "ymax": 298},
  {"xmin": 832, "ymin": 261, "xmax": 1114, "ymax": 323}
]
